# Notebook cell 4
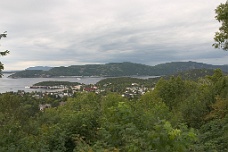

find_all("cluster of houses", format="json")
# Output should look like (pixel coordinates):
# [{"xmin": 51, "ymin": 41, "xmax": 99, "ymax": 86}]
[
  {"xmin": 39, "ymin": 82, "xmax": 150, "ymax": 98},
  {"xmin": 14, "ymin": 82, "xmax": 153, "ymax": 111},
  {"xmin": 121, "ymin": 83, "xmax": 148, "ymax": 98},
  {"xmin": 39, "ymin": 101, "xmax": 66, "ymax": 111}
]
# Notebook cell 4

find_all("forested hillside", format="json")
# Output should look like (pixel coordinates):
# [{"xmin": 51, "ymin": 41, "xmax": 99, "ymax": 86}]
[
  {"xmin": 9, "ymin": 61, "xmax": 228, "ymax": 78},
  {"xmin": 0, "ymin": 69, "xmax": 227, "ymax": 151}
]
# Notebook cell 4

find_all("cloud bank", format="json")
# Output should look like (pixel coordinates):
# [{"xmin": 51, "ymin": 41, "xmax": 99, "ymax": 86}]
[{"xmin": 1, "ymin": 0, "xmax": 227, "ymax": 70}]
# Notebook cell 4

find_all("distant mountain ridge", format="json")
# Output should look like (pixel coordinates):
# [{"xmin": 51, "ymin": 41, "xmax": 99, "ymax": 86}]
[{"xmin": 9, "ymin": 61, "xmax": 228, "ymax": 78}]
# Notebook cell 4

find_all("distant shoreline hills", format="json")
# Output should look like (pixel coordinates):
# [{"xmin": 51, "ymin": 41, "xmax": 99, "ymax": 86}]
[{"xmin": 7, "ymin": 61, "xmax": 228, "ymax": 78}]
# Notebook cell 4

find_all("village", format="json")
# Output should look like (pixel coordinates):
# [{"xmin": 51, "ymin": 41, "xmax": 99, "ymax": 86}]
[{"xmin": 11, "ymin": 82, "xmax": 153, "ymax": 111}]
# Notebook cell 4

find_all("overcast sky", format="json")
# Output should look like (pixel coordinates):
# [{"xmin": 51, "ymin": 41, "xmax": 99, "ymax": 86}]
[{"xmin": 1, "ymin": 0, "xmax": 227, "ymax": 70}]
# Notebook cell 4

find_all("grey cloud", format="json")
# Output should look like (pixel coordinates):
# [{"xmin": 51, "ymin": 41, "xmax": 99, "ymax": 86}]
[{"xmin": 1, "ymin": 0, "xmax": 227, "ymax": 70}]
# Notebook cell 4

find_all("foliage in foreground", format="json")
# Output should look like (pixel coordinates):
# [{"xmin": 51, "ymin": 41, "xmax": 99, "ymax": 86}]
[
  {"xmin": 213, "ymin": 1, "xmax": 228, "ymax": 51},
  {"xmin": 0, "ymin": 69, "xmax": 227, "ymax": 151}
]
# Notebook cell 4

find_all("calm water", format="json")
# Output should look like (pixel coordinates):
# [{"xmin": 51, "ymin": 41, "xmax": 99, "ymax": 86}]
[
  {"xmin": 0, "ymin": 73, "xmax": 158, "ymax": 93},
  {"xmin": 0, "ymin": 73, "xmax": 105, "ymax": 93}
]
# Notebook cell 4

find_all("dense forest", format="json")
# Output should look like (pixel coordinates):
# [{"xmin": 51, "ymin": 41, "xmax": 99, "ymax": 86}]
[
  {"xmin": 0, "ymin": 69, "xmax": 227, "ymax": 151},
  {"xmin": 9, "ymin": 61, "xmax": 228, "ymax": 78}
]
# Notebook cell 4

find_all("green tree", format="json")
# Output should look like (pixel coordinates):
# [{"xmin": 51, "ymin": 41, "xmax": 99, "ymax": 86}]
[
  {"xmin": 213, "ymin": 1, "xmax": 228, "ymax": 50},
  {"xmin": 207, "ymin": 69, "xmax": 223, "ymax": 83},
  {"xmin": 199, "ymin": 115, "xmax": 228, "ymax": 151},
  {"xmin": 0, "ymin": 31, "xmax": 9, "ymax": 77},
  {"xmin": 153, "ymin": 76, "xmax": 187, "ymax": 110}
]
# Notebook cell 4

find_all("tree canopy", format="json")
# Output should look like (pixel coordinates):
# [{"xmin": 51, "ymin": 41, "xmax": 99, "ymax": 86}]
[
  {"xmin": 0, "ymin": 69, "xmax": 227, "ymax": 151},
  {"xmin": 213, "ymin": 1, "xmax": 228, "ymax": 51},
  {"xmin": 0, "ymin": 31, "xmax": 9, "ymax": 77}
]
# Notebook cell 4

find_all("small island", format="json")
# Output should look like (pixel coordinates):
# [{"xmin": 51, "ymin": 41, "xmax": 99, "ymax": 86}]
[{"xmin": 29, "ymin": 81, "xmax": 84, "ymax": 90}]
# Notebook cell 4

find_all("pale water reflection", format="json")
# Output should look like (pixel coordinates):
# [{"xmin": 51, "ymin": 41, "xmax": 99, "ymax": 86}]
[
  {"xmin": 0, "ymin": 73, "xmax": 158, "ymax": 93},
  {"xmin": 0, "ymin": 73, "xmax": 105, "ymax": 93}
]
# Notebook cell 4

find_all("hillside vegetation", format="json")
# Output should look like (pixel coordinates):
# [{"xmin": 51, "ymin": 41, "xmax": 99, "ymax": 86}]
[{"xmin": 0, "ymin": 69, "xmax": 227, "ymax": 151}]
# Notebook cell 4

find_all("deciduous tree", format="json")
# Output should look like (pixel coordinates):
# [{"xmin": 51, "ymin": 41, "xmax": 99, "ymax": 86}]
[{"xmin": 213, "ymin": 1, "xmax": 228, "ymax": 50}]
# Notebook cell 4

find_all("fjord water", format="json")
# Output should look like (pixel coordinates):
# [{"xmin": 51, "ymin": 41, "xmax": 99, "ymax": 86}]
[
  {"xmin": 0, "ymin": 73, "xmax": 158, "ymax": 93},
  {"xmin": 0, "ymin": 73, "xmax": 105, "ymax": 93}
]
